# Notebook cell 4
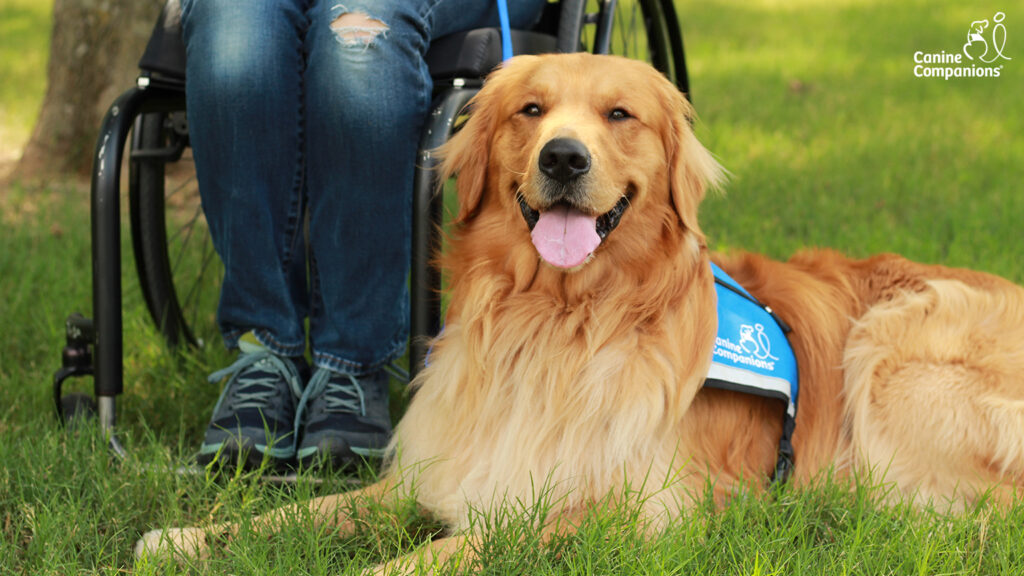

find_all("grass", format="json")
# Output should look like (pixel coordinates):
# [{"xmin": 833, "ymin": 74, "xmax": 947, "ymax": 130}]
[
  {"xmin": 2, "ymin": 0, "xmax": 1024, "ymax": 573},
  {"xmin": 0, "ymin": 0, "xmax": 52, "ymax": 163}
]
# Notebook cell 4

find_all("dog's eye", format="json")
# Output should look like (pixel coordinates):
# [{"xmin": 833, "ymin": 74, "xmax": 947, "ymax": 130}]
[
  {"xmin": 608, "ymin": 108, "xmax": 632, "ymax": 121},
  {"xmin": 520, "ymin": 103, "xmax": 542, "ymax": 117}
]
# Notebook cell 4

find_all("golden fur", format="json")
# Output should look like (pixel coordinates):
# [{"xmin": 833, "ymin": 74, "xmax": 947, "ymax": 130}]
[{"xmin": 137, "ymin": 53, "xmax": 1024, "ymax": 573}]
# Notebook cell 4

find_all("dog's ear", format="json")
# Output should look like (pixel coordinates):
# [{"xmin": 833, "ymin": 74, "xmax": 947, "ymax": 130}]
[
  {"xmin": 665, "ymin": 90, "xmax": 725, "ymax": 240},
  {"xmin": 436, "ymin": 89, "xmax": 498, "ymax": 224}
]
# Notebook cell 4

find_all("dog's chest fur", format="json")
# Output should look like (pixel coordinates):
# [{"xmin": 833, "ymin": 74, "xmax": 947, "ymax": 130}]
[{"xmin": 388, "ymin": 274, "xmax": 716, "ymax": 529}]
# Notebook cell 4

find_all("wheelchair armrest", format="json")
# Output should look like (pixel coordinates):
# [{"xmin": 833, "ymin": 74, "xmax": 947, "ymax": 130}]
[{"xmin": 426, "ymin": 28, "xmax": 557, "ymax": 82}]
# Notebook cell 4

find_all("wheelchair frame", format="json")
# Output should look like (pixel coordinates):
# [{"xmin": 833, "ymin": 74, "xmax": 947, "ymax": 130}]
[{"xmin": 53, "ymin": 0, "xmax": 690, "ymax": 459}]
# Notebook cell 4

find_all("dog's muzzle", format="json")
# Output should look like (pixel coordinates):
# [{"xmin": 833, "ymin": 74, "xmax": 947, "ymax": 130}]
[{"xmin": 520, "ymin": 138, "xmax": 631, "ymax": 269}]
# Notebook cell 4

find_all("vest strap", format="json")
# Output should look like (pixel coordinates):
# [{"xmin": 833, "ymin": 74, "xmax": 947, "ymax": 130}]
[{"xmin": 704, "ymin": 263, "xmax": 799, "ymax": 485}]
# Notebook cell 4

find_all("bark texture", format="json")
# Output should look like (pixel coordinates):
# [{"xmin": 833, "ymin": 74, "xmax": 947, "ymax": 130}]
[{"xmin": 16, "ymin": 0, "xmax": 161, "ymax": 178}]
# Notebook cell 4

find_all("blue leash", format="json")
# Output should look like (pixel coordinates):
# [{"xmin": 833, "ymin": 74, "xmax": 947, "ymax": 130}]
[{"xmin": 496, "ymin": 0, "xmax": 514, "ymax": 61}]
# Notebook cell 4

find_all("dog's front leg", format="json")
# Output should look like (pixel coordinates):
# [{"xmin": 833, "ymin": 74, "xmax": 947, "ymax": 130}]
[
  {"xmin": 133, "ymin": 521, "xmax": 233, "ymax": 564},
  {"xmin": 369, "ymin": 534, "xmax": 478, "ymax": 576},
  {"xmin": 367, "ymin": 506, "xmax": 588, "ymax": 575},
  {"xmin": 135, "ymin": 478, "xmax": 397, "ymax": 562},
  {"xmin": 252, "ymin": 477, "xmax": 398, "ymax": 535}
]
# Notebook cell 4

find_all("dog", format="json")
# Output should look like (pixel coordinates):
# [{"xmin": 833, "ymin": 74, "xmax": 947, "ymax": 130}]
[{"xmin": 136, "ymin": 53, "xmax": 1024, "ymax": 573}]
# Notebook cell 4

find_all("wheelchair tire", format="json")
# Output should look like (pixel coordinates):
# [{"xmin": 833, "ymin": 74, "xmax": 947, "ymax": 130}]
[
  {"xmin": 130, "ymin": 111, "xmax": 220, "ymax": 349},
  {"xmin": 59, "ymin": 393, "xmax": 97, "ymax": 426},
  {"xmin": 585, "ymin": 0, "xmax": 690, "ymax": 96}
]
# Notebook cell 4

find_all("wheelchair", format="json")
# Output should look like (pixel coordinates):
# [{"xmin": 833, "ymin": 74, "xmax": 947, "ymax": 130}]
[{"xmin": 53, "ymin": 0, "xmax": 692, "ymax": 456}]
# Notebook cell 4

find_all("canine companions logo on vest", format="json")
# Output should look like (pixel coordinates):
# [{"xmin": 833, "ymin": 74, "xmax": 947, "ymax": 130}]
[
  {"xmin": 913, "ymin": 11, "xmax": 1010, "ymax": 79},
  {"xmin": 704, "ymin": 263, "xmax": 798, "ymax": 419}
]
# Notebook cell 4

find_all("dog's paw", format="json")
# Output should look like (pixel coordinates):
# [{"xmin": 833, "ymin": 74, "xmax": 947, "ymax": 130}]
[
  {"xmin": 134, "ymin": 527, "xmax": 210, "ymax": 562},
  {"xmin": 367, "ymin": 558, "xmax": 416, "ymax": 576}
]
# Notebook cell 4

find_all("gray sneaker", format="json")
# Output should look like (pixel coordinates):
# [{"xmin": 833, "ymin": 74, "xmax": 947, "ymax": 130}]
[
  {"xmin": 197, "ymin": 334, "xmax": 307, "ymax": 469},
  {"xmin": 295, "ymin": 367, "xmax": 392, "ymax": 468}
]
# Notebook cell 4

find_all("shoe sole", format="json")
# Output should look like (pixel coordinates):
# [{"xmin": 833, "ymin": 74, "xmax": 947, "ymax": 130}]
[
  {"xmin": 197, "ymin": 437, "xmax": 293, "ymax": 471},
  {"xmin": 295, "ymin": 441, "xmax": 388, "ymax": 471}
]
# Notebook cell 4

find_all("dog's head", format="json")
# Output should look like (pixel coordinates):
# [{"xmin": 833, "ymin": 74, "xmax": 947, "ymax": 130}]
[{"xmin": 439, "ymin": 53, "xmax": 723, "ymax": 272}]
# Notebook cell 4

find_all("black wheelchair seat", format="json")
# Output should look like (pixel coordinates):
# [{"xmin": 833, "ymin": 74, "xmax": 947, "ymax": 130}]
[
  {"xmin": 137, "ymin": 2, "xmax": 185, "ymax": 85},
  {"xmin": 425, "ymin": 28, "xmax": 556, "ymax": 82}
]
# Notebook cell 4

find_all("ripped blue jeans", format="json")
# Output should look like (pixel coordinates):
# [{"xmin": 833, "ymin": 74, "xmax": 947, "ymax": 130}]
[{"xmin": 180, "ymin": 0, "xmax": 547, "ymax": 374}]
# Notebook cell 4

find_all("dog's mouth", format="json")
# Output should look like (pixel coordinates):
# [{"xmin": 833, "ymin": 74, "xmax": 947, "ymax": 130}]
[{"xmin": 519, "ymin": 193, "xmax": 632, "ymax": 269}]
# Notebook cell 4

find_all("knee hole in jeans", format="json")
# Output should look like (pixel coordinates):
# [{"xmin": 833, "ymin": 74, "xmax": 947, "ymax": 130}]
[{"xmin": 330, "ymin": 10, "xmax": 389, "ymax": 47}]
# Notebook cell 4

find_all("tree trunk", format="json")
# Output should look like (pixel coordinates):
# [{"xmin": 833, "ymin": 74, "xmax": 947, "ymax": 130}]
[{"xmin": 15, "ymin": 0, "xmax": 161, "ymax": 179}]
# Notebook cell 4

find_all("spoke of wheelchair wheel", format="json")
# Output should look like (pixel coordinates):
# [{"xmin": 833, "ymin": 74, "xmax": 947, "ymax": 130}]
[
  {"xmin": 164, "ymin": 172, "xmax": 193, "ymax": 203},
  {"xmin": 166, "ymin": 204, "xmax": 201, "ymax": 245},
  {"xmin": 183, "ymin": 236, "xmax": 216, "ymax": 331},
  {"xmin": 171, "ymin": 205, "xmax": 204, "ymax": 293},
  {"xmin": 169, "ymin": 207, "xmax": 204, "ymax": 322},
  {"xmin": 159, "ymin": 167, "xmax": 219, "ymax": 337},
  {"xmin": 169, "ymin": 204, "xmax": 202, "ymax": 274}
]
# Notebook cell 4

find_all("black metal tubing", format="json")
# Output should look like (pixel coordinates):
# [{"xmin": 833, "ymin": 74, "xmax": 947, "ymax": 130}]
[
  {"xmin": 90, "ymin": 85, "xmax": 186, "ymax": 403},
  {"xmin": 409, "ymin": 85, "xmax": 479, "ymax": 379},
  {"xmin": 653, "ymin": 0, "xmax": 690, "ymax": 97},
  {"xmin": 592, "ymin": 0, "xmax": 618, "ymax": 55},
  {"xmin": 556, "ymin": 0, "xmax": 587, "ymax": 53}
]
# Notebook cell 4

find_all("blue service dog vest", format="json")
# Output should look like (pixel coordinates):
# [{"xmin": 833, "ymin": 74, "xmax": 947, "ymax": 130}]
[{"xmin": 704, "ymin": 263, "xmax": 799, "ymax": 484}]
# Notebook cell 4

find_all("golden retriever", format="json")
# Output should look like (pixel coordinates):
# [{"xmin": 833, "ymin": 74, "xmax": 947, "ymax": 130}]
[{"xmin": 137, "ymin": 53, "xmax": 1024, "ymax": 573}]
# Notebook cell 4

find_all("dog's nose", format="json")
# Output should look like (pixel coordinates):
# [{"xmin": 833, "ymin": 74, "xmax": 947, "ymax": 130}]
[{"xmin": 538, "ymin": 138, "xmax": 591, "ymax": 184}]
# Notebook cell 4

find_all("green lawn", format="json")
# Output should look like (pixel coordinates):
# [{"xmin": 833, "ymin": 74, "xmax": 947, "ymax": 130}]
[
  {"xmin": 2, "ymin": 0, "xmax": 1024, "ymax": 573},
  {"xmin": 0, "ymin": 0, "xmax": 51, "ymax": 162}
]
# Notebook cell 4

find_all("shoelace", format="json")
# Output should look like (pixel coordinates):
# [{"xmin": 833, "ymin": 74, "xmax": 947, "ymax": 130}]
[
  {"xmin": 208, "ymin": 350, "xmax": 304, "ymax": 412},
  {"xmin": 300, "ymin": 369, "xmax": 366, "ymax": 416}
]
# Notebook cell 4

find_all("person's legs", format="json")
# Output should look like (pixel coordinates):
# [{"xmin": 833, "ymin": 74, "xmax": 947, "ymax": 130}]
[
  {"xmin": 296, "ymin": 0, "xmax": 547, "ymax": 466},
  {"xmin": 183, "ymin": 0, "xmax": 547, "ymax": 468},
  {"xmin": 181, "ymin": 0, "xmax": 312, "ymax": 466}
]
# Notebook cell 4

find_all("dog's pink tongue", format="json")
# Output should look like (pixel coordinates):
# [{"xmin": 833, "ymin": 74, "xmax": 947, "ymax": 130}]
[{"xmin": 530, "ymin": 205, "xmax": 601, "ymax": 269}]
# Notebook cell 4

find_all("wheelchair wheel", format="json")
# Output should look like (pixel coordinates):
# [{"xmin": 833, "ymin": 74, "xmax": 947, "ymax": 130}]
[
  {"xmin": 581, "ymin": 0, "xmax": 689, "ymax": 95},
  {"xmin": 129, "ymin": 111, "xmax": 221, "ymax": 349}
]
